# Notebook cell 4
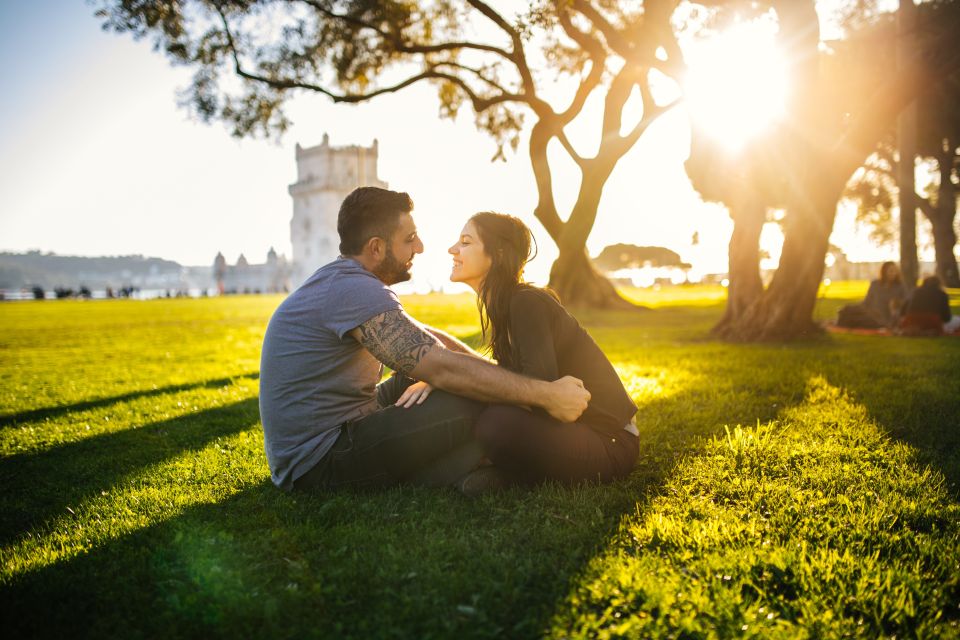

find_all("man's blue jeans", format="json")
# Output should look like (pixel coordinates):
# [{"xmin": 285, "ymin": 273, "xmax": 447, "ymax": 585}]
[{"xmin": 293, "ymin": 375, "xmax": 485, "ymax": 490}]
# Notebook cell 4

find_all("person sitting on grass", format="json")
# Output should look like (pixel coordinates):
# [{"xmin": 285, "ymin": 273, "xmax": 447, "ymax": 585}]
[
  {"xmin": 398, "ymin": 212, "xmax": 639, "ymax": 489},
  {"xmin": 899, "ymin": 275, "xmax": 955, "ymax": 336},
  {"xmin": 258, "ymin": 187, "xmax": 590, "ymax": 494},
  {"xmin": 836, "ymin": 261, "xmax": 909, "ymax": 330}
]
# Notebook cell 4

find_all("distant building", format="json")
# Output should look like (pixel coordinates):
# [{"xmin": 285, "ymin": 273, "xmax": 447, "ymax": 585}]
[
  {"xmin": 213, "ymin": 248, "xmax": 290, "ymax": 294},
  {"xmin": 288, "ymin": 134, "xmax": 388, "ymax": 286}
]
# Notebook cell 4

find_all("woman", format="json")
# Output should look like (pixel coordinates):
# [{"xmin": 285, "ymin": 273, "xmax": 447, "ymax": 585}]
[
  {"xmin": 837, "ymin": 261, "xmax": 908, "ymax": 329},
  {"xmin": 431, "ymin": 212, "xmax": 638, "ymax": 486},
  {"xmin": 900, "ymin": 275, "xmax": 952, "ymax": 335}
]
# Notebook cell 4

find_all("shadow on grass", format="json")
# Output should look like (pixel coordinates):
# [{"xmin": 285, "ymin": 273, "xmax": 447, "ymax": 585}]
[
  {"xmin": 0, "ymin": 398, "xmax": 261, "ymax": 548},
  {"xmin": 2, "ymin": 477, "xmax": 639, "ymax": 638},
  {"xmin": 0, "ymin": 372, "xmax": 260, "ymax": 428},
  {"xmin": 819, "ymin": 340, "xmax": 960, "ymax": 489}
]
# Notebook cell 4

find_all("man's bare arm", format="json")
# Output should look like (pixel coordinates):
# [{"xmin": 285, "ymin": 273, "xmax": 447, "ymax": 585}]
[
  {"xmin": 424, "ymin": 326, "xmax": 481, "ymax": 357},
  {"xmin": 350, "ymin": 310, "xmax": 589, "ymax": 422}
]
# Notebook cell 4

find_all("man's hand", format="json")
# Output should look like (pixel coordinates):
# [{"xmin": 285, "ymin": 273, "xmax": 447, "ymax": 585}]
[
  {"xmin": 543, "ymin": 376, "xmax": 591, "ymax": 423},
  {"xmin": 395, "ymin": 381, "xmax": 433, "ymax": 408}
]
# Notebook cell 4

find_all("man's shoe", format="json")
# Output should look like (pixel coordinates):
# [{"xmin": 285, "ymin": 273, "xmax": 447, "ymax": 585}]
[{"xmin": 456, "ymin": 466, "xmax": 513, "ymax": 497}]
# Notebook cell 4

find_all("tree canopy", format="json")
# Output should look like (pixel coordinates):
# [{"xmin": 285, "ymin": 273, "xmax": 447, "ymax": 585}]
[{"xmin": 97, "ymin": 0, "xmax": 690, "ymax": 307}]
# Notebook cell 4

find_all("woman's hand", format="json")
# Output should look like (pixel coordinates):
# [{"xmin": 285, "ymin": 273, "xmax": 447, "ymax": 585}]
[{"xmin": 395, "ymin": 381, "xmax": 433, "ymax": 408}]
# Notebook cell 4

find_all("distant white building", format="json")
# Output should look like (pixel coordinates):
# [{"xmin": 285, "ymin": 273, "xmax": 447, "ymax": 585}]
[
  {"xmin": 288, "ymin": 134, "xmax": 388, "ymax": 285},
  {"xmin": 212, "ymin": 248, "xmax": 291, "ymax": 294}
]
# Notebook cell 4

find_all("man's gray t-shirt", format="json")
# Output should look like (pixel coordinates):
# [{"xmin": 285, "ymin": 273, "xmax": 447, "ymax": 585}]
[{"xmin": 259, "ymin": 257, "xmax": 402, "ymax": 490}]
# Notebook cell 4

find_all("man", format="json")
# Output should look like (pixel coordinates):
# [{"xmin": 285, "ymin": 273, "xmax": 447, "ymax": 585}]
[{"xmin": 259, "ymin": 186, "xmax": 590, "ymax": 492}]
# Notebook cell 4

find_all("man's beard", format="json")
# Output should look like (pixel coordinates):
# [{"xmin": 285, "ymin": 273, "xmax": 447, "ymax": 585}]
[{"xmin": 373, "ymin": 247, "xmax": 412, "ymax": 285}]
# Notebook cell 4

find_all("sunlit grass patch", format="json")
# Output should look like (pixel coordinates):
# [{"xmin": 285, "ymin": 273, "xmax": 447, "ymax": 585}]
[
  {"xmin": 620, "ymin": 284, "xmax": 729, "ymax": 308},
  {"xmin": 548, "ymin": 377, "xmax": 960, "ymax": 638}
]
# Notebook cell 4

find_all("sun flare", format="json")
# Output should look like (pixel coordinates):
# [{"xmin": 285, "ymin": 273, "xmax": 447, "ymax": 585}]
[{"xmin": 683, "ymin": 19, "xmax": 788, "ymax": 151}]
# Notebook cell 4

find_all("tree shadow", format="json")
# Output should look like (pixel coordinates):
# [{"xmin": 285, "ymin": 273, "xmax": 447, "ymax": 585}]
[
  {"xmin": 0, "ymin": 398, "xmax": 261, "ymax": 548},
  {"xmin": 0, "ymin": 372, "xmax": 259, "ymax": 428},
  {"xmin": 818, "ymin": 338, "xmax": 960, "ymax": 489}
]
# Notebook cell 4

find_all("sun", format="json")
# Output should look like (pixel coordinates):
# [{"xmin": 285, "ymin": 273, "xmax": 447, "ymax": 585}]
[{"xmin": 682, "ymin": 18, "xmax": 788, "ymax": 151}]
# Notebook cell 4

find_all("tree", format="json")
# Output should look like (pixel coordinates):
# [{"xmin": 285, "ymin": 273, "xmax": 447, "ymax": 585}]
[
  {"xmin": 841, "ymin": 1, "xmax": 960, "ymax": 287},
  {"xmin": 844, "ymin": 134, "xmax": 960, "ymax": 287},
  {"xmin": 685, "ymin": 0, "xmax": 960, "ymax": 340},
  {"xmin": 95, "ymin": 0, "xmax": 690, "ymax": 309}
]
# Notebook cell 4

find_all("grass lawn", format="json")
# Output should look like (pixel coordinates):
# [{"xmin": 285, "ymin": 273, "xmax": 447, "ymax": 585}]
[{"xmin": 1, "ymin": 284, "xmax": 959, "ymax": 638}]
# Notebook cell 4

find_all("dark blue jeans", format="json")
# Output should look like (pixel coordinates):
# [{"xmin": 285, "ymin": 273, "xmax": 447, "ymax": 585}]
[
  {"xmin": 474, "ymin": 405, "xmax": 638, "ymax": 485},
  {"xmin": 293, "ymin": 375, "xmax": 485, "ymax": 490}
]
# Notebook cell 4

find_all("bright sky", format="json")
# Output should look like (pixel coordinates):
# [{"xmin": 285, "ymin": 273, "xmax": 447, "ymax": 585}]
[{"xmin": 0, "ymin": 1, "xmax": 898, "ymax": 291}]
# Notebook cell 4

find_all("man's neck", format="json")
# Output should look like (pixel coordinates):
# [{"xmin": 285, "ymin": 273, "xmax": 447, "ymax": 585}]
[
  {"xmin": 342, "ymin": 253, "xmax": 374, "ymax": 272},
  {"xmin": 343, "ymin": 253, "xmax": 390, "ymax": 285}
]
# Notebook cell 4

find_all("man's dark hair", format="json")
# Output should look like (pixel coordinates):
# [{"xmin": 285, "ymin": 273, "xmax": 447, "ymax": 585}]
[{"xmin": 337, "ymin": 187, "xmax": 414, "ymax": 255}]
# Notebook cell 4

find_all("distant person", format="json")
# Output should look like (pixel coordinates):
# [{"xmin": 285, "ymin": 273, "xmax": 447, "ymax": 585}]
[
  {"xmin": 900, "ymin": 275, "xmax": 954, "ymax": 335},
  {"xmin": 427, "ymin": 212, "xmax": 639, "ymax": 488},
  {"xmin": 836, "ymin": 261, "xmax": 908, "ymax": 329},
  {"xmin": 258, "ymin": 187, "xmax": 590, "ymax": 494}
]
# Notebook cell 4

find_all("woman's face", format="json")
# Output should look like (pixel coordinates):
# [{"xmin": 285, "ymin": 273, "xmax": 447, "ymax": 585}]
[
  {"xmin": 448, "ymin": 220, "xmax": 492, "ymax": 291},
  {"xmin": 882, "ymin": 263, "xmax": 900, "ymax": 283}
]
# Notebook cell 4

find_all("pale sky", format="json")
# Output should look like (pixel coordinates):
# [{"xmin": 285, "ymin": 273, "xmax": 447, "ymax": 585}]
[{"xmin": 0, "ymin": 1, "xmax": 898, "ymax": 291}]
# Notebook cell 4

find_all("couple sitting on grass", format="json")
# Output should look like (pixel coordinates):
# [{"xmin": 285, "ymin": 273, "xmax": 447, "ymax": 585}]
[
  {"xmin": 259, "ymin": 186, "xmax": 638, "ymax": 495},
  {"xmin": 836, "ymin": 261, "xmax": 959, "ymax": 335}
]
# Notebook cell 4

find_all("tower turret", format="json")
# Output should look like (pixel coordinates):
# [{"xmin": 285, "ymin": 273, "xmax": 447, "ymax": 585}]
[{"xmin": 288, "ymin": 134, "xmax": 388, "ymax": 286}]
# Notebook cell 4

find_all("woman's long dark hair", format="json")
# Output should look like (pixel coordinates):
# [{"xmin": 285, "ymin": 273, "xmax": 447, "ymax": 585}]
[
  {"xmin": 469, "ymin": 212, "xmax": 548, "ymax": 370},
  {"xmin": 879, "ymin": 261, "xmax": 902, "ymax": 285}
]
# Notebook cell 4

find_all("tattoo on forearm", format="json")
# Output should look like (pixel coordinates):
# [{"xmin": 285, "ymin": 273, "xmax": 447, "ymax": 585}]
[{"xmin": 357, "ymin": 310, "xmax": 439, "ymax": 374}]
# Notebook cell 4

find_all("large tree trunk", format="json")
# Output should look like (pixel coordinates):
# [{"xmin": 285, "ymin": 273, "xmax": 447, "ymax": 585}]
[
  {"xmin": 930, "ymin": 215, "xmax": 959, "ymax": 286},
  {"xmin": 713, "ymin": 199, "xmax": 766, "ymax": 335},
  {"xmin": 548, "ymin": 171, "xmax": 640, "ymax": 310},
  {"xmin": 548, "ymin": 249, "xmax": 636, "ymax": 309},
  {"xmin": 715, "ymin": 190, "xmax": 837, "ymax": 341},
  {"xmin": 931, "ymin": 142, "xmax": 960, "ymax": 287},
  {"xmin": 897, "ymin": 0, "xmax": 920, "ymax": 290}
]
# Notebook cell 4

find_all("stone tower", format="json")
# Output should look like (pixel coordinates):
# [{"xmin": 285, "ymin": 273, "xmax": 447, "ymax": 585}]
[{"xmin": 288, "ymin": 134, "xmax": 388, "ymax": 285}]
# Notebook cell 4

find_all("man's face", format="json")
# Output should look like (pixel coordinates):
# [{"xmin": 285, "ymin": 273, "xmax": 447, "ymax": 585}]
[{"xmin": 373, "ymin": 212, "xmax": 424, "ymax": 285}]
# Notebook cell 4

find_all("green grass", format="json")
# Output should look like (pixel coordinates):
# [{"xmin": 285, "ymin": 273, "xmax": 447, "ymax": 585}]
[{"xmin": 1, "ymin": 284, "xmax": 959, "ymax": 638}]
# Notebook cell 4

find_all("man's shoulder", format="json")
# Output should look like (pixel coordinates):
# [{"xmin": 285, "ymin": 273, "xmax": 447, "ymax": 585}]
[
  {"xmin": 303, "ymin": 258, "xmax": 389, "ymax": 293},
  {"xmin": 311, "ymin": 257, "xmax": 374, "ymax": 280}
]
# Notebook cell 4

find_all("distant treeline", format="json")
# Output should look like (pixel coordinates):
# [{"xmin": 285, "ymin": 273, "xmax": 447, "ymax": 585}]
[
  {"xmin": 0, "ymin": 251, "xmax": 184, "ymax": 289},
  {"xmin": 593, "ymin": 244, "xmax": 692, "ymax": 271}
]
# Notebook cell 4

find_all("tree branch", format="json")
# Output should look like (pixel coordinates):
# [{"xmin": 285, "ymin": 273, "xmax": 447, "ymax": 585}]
[
  {"xmin": 465, "ymin": 0, "xmax": 536, "ymax": 96},
  {"xmin": 558, "ymin": 4, "xmax": 606, "ymax": 60},
  {"xmin": 598, "ymin": 65, "xmax": 638, "ymax": 149},
  {"xmin": 216, "ymin": 4, "xmax": 521, "ymax": 111},
  {"xmin": 555, "ymin": 10, "xmax": 607, "ymax": 124},
  {"xmin": 571, "ymin": 0, "xmax": 633, "ymax": 58},
  {"xmin": 557, "ymin": 129, "xmax": 586, "ymax": 167},
  {"xmin": 293, "ymin": 0, "xmax": 513, "ymax": 60},
  {"xmin": 431, "ymin": 61, "xmax": 512, "ymax": 94},
  {"xmin": 623, "ymin": 96, "xmax": 681, "ymax": 148},
  {"xmin": 529, "ymin": 119, "xmax": 565, "ymax": 243}
]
